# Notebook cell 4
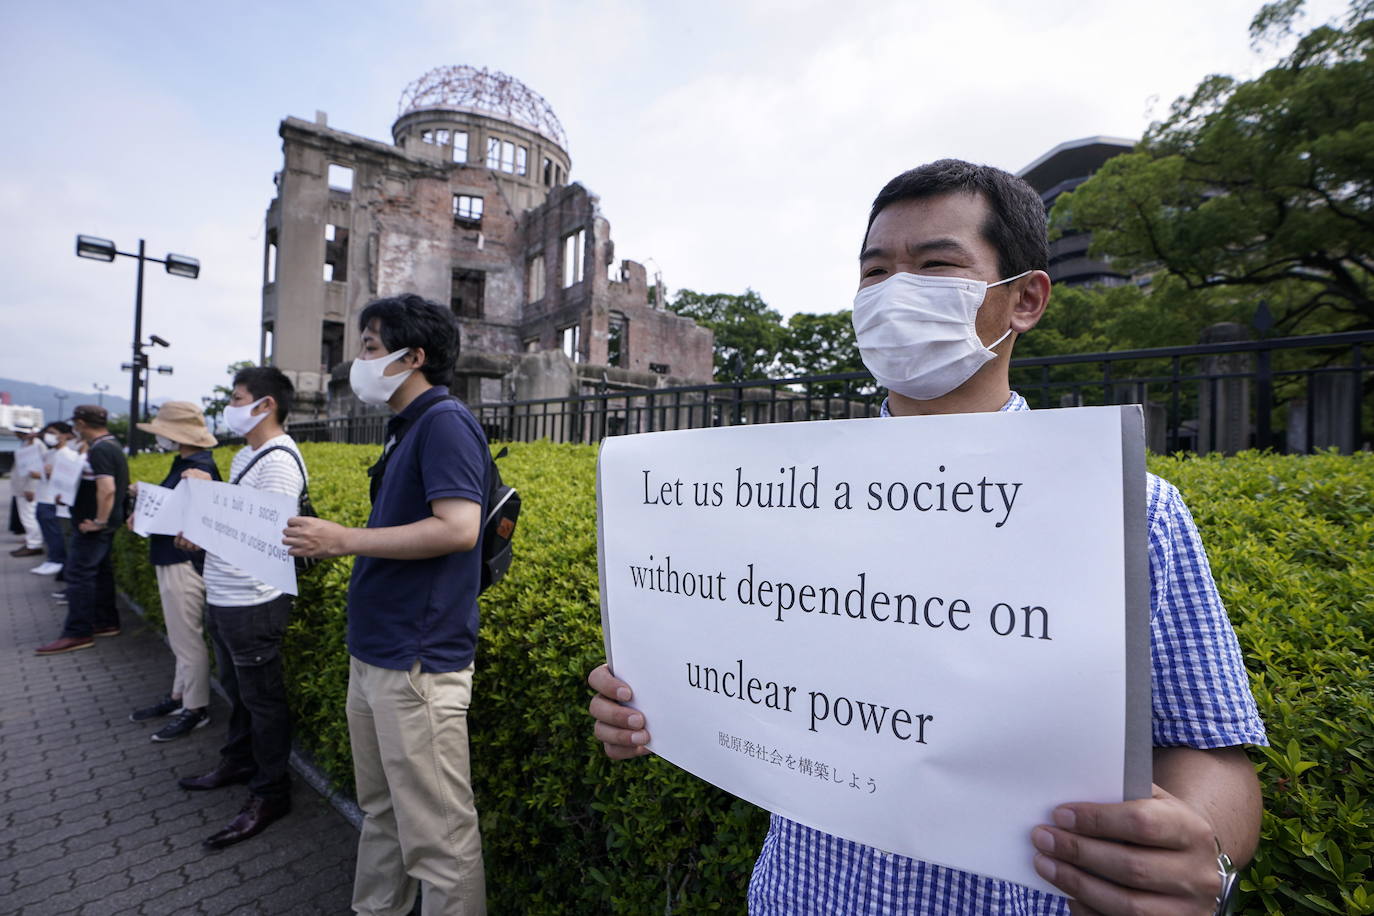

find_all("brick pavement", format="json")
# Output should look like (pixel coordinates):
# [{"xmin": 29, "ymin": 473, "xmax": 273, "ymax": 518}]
[{"xmin": 0, "ymin": 543, "xmax": 357, "ymax": 916}]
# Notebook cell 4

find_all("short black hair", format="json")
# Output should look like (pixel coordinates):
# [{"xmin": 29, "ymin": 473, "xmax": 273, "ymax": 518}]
[
  {"xmin": 44, "ymin": 421, "xmax": 73, "ymax": 436},
  {"xmin": 357, "ymin": 293, "xmax": 460, "ymax": 387},
  {"xmin": 865, "ymin": 159, "xmax": 1049, "ymax": 278},
  {"xmin": 232, "ymin": 365, "xmax": 295, "ymax": 423}
]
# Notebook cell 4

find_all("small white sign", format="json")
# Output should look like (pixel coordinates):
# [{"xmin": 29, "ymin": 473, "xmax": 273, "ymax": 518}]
[
  {"xmin": 130, "ymin": 482, "xmax": 189, "ymax": 537},
  {"xmin": 49, "ymin": 448, "xmax": 84, "ymax": 508},
  {"xmin": 597, "ymin": 406, "xmax": 1150, "ymax": 895},
  {"xmin": 182, "ymin": 478, "xmax": 298, "ymax": 595}
]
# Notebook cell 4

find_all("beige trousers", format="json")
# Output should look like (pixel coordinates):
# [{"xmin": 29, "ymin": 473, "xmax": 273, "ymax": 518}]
[
  {"xmin": 154, "ymin": 561, "xmax": 210, "ymax": 710},
  {"xmin": 348, "ymin": 656, "xmax": 486, "ymax": 916}
]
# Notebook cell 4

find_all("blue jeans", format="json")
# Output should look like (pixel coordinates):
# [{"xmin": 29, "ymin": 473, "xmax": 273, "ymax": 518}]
[
  {"xmin": 36, "ymin": 503, "xmax": 65, "ymax": 564},
  {"xmin": 207, "ymin": 595, "xmax": 294, "ymax": 802},
  {"xmin": 61, "ymin": 529, "xmax": 118, "ymax": 638}
]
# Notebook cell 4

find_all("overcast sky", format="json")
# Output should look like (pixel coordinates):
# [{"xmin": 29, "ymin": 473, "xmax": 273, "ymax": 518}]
[{"xmin": 0, "ymin": 0, "xmax": 1350, "ymax": 412}]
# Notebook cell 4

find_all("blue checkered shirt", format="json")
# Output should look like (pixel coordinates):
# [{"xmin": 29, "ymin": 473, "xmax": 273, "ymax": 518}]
[{"xmin": 747, "ymin": 392, "xmax": 1267, "ymax": 915}]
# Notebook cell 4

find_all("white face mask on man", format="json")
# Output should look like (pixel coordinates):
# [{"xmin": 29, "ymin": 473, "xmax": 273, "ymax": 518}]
[
  {"xmin": 349, "ymin": 347, "xmax": 414, "ymax": 406},
  {"xmin": 851, "ymin": 269, "xmax": 1030, "ymax": 401},
  {"xmin": 42, "ymin": 432, "xmax": 59, "ymax": 448},
  {"xmin": 222, "ymin": 397, "xmax": 271, "ymax": 437}
]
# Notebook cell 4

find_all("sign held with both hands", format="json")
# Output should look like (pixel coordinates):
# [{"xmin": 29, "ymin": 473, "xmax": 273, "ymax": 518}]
[{"xmin": 597, "ymin": 406, "xmax": 1151, "ymax": 894}]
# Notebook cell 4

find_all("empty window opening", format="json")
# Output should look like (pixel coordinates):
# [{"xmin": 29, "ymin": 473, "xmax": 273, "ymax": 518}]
[
  {"xmin": 560, "ymin": 325, "xmax": 581, "ymax": 362},
  {"xmin": 524, "ymin": 337, "xmax": 540, "ymax": 352},
  {"xmin": 543, "ymin": 157, "xmax": 553, "ymax": 186},
  {"xmin": 608, "ymin": 313, "xmax": 628, "ymax": 367},
  {"xmin": 263, "ymin": 323, "xmax": 275, "ymax": 362},
  {"xmin": 321, "ymin": 320, "xmax": 345, "ymax": 372},
  {"xmin": 422, "ymin": 130, "xmax": 435, "ymax": 144},
  {"xmin": 324, "ymin": 224, "xmax": 349, "ymax": 282},
  {"xmin": 563, "ymin": 229, "xmax": 585, "ymax": 288},
  {"xmin": 265, "ymin": 229, "xmax": 278, "ymax": 285},
  {"xmin": 451, "ymin": 268, "xmax": 485, "ymax": 319},
  {"xmin": 436, "ymin": 129, "xmax": 450, "ymax": 146},
  {"xmin": 501, "ymin": 141, "xmax": 515, "ymax": 172},
  {"xmin": 486, "ymin": 137, "xmax": 501, "ymax": 169},
  {"xmin": 528, "ymin": 254, "xmax": 546, "ymax": 303},
  {"xmin": 328, "ymin": 164, "xmax": 353, "ymax": 192},
  {"xmin": 453, "ymin": 131, "xmax": 468, "ymax": 163},
  {"xmin": 649, "ymin": 362, "xmax": 670, "ymax": 375},
  {"xmin": 453, "ymin": 195, "xmax": 483, "ymax": 225},
  {"xmin": 516, "ymin": 146, "xmax": 528, "ymax": 176}
]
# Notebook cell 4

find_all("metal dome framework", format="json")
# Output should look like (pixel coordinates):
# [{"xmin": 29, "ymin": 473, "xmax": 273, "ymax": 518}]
[{"xmin": 398, "ymin": 65, "xmax": 568, "ymax": 151}]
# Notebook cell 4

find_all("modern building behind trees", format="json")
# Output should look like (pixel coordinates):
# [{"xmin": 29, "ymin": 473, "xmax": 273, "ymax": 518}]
[
  {"xmin": 261, "ymin": 65, "xmax": 713, "ymax": 419},
  {"xmin": 1018, "ymin": 136, "xmax": 1136, "ymax": 288}
]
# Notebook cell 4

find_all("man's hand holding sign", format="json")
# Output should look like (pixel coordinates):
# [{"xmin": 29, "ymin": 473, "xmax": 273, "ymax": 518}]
[{"xmin": 588, "ymin": 160, "xmax": 1264, "ymax": 916}]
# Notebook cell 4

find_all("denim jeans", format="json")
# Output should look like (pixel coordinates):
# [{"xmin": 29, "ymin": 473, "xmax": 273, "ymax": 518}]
[
  {"xmin": 61, "ymin": 529, "xmax": 118, "ymax": 639},
  {"xmin": 207, "ymin": 595, "xmax": 294, "ymax": 802},
  {"xmin": 36, "ymin": 503, "xmax": 65, "ymax": 564}
]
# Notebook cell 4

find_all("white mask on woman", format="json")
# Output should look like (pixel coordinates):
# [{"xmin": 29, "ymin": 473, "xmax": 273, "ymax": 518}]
[
  {"xmin": 155, "ymin": 434, "xmax": 177, "ymax": 452},
  {"xmin": 851, "ymin": 270, "xmax": 1029, "ymax": 401}
]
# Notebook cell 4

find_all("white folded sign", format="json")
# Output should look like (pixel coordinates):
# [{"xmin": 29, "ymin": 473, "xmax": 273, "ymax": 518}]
[
  {"xmin": 48, "ymin": 448, "xmax": 84, "ymax": 508},
  {"xmin": 181, "ymin": 478, "xmax": 298, "ymax": 595},
  {"xmin": 130, "ymin": 482, "xmax": 188, "ymax": 537},
  {"xmin": 597, "ymin": 406, "xmax": 1151, "ymax": 895}
]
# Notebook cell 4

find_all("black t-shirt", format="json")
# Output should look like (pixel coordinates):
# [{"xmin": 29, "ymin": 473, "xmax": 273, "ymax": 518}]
[
  {"xmin": 73, "ymin": 436, "xmax": 130, "ymax": 527},
  {"xmin": 149, "ymin": 450, "xmax": 220, "ymax": 569}
]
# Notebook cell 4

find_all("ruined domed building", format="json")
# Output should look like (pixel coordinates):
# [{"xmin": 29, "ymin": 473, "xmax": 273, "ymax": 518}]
[{"xmin": 260, "ymin": 65, "xmax": 713, "ymax": 418}]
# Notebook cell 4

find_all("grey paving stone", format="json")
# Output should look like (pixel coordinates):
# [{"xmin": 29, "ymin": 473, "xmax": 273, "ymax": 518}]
[{"xmin": 0, "ymin": 551, "xmax": 357, "ymax": 916}]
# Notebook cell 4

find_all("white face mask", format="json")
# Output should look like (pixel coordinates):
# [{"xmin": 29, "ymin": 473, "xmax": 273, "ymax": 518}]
[
  {"xmin": 223, "ymin": 397, "xmax": 270, "ymax": 436},
  {"xmin": 42, "ymin": 432, "xmax": 59, "ymax": 448},
  {"xmin": 851, "ymin": 270, "xmax": 1030, "ymax": 401},
  {"xmin": 349, "ymin": 347, "xmax": 413, "ymax": 406},
  {"xmin": 155, "ymin": 434, "xmax": 177, "ymax": 451}
]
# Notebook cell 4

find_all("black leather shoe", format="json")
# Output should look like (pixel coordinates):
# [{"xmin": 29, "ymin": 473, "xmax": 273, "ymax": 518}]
[
  {"xmin": 203, "ymin": 795, "xmax": 291, "ymax": 849},
  {"xmin": 178, "ymin": 762, "xmax": 255, "ymax": 791}
]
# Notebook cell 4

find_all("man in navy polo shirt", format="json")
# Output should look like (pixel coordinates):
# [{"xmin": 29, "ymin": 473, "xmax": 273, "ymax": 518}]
[{"xmin": 284, "ymin": 293, "xmax": 488, "ymax": 916}]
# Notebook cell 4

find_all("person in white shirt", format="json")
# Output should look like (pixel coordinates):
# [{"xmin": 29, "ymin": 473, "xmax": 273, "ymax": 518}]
[
  {"xmin": 30, "ymin": 421, "xmax": 76, "ymax": 576},
  {"xmin": 175, "ymin": 366, "xmax": 306, "ymax": 850},
  {"xmin": 9, "ymin": 426, "xmax": 45, "ymax": 558}
]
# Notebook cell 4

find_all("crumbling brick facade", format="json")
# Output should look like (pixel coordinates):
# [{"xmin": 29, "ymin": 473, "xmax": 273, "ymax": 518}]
[{"xmin": 260, "ymin": 66, "xmax": 713, "ymax": 418}]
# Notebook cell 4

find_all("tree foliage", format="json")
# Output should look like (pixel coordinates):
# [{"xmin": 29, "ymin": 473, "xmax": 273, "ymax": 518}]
[
  {"xmin": 666, "ymin": 289, "xmax": 786, "ymax": 382},
  {"xmin": 1051, "ymin": 0, "xmax": 1374, "ymax": 335},
  {"xmin": 777, "ymin": 310, "xmax": 865, "ymax": 379}
]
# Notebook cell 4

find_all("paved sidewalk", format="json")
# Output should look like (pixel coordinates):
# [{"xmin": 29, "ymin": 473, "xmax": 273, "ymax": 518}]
[{"xmin": 0, "ymin": 545, "xmax": 357, "ymax": 916}]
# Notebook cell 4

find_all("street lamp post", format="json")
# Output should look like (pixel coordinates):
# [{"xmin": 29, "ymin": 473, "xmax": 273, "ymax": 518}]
[
  {"xmin": 92, "ymin": 383, "xmax": 109, "ymax": 408},
  {"xmin": 75, "ymin": 235, "xmax": 199, "ymax": 453},
  {"xmin": 54, "ymin": 391, "xmax": 68, "ymax": 422}
]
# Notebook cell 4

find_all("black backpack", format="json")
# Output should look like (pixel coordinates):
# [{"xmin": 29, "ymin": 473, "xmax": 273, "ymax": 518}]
[
  {"xmin": 233, "ymin": 444, "xmax": 322, "ymax": 575},
  {"xmin": 368, "ymin": 403, "xmax": 519, "ymax": 594}
]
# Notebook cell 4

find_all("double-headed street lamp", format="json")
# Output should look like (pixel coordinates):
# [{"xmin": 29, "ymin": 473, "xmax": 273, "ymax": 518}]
[{"xmin": 75, "ymin": 236, "xmax": 199, "ymax": 453}]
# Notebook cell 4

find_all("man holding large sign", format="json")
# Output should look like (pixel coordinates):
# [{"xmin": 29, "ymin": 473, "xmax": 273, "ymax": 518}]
[{"xmin": 589, "ymin": 160, "xmax": 1266, "ymax": 914}]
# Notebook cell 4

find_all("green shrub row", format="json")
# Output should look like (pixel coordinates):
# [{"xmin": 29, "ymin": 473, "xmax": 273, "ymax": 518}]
[{"xmin": 113, "ymin": 443, "xmax": 1374, "ymax": 914}]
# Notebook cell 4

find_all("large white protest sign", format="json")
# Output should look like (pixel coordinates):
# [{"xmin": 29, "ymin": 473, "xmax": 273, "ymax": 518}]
[
  {"xmin": 130, "ymin": 482, "xmax": 189, "ymax": 537},
  {"xmin": 182, "ymin": 478, "xmax": 297, "ymax": 595},
  {"xmin": 49, "ymin": 448, "xmax": 84, "ymax": 508},
  {"xmin": 597, "ymin": 406, "xmax": 1149, "ymax": 895}
]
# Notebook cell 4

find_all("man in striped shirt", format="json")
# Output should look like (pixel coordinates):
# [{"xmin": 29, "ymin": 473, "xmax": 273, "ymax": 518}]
[
  {"xmin": 588, "ymin": 160, "xmax": 1266, "ymax": 915},
  {"xmin": 176, "ymin": 366, "xmax": 307, "ymax": 849}
]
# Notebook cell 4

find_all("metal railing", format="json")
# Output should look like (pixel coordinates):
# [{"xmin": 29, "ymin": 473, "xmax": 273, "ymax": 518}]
[{"xmin": 289, "ymin": 331, "xmax": 1373, "ymax": 454}]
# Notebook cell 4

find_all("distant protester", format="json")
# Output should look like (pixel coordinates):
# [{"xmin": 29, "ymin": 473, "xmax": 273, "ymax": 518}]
[
  {"xmin": 35, "ymin": 405, "xmax": 128, "ymax": 656},
  {"xmin": 177, "ymin": 367, "xmax": 306, "ymax": 849},
  {"xmin": 9, "ymin": 425, "xmax": 45, "ymax": 558},
  {"xmin": 127, "ymin": 401, "xmax": 221, "ymax": 743},
  {"xmin": 30, "ymin": 421, "xmax": 76, "ymax": 577}
]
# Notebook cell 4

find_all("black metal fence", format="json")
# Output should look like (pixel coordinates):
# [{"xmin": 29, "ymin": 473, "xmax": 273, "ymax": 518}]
[{"xmin": 290, "ymin": 331, "xmax": 1373, "ymax": 454}]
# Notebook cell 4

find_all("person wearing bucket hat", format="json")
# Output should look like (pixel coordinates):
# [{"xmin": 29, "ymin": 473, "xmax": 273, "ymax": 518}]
[{"xmin": 126, "ymin": 401, "xmax": 221, "ymax": 742}]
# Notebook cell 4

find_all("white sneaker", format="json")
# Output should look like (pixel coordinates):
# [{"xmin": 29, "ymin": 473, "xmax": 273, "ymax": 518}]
[{"xmin": 30, "ymin": 562, "xmax": 62, "ymax": 576}]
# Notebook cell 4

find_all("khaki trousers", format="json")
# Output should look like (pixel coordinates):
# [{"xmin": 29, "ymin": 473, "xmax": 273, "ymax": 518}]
[
  {"xmin": 155, "ymin": 561, "xmax": 210, "ymax": 710},
  {"xmin": 348, "ymin": 656, "xmax": 486, "ymax": 916}
]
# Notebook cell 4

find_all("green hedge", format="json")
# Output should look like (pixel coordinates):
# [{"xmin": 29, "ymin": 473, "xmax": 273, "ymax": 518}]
[{"xmin": 113, "ymin": 444, "xmax": 1374, "ymax": 914}]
